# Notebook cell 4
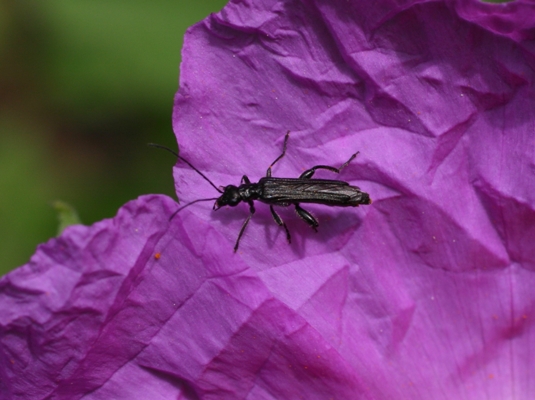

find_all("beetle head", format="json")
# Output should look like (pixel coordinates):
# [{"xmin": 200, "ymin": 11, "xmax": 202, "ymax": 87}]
[{"xmin": 214, "ymin": 185, "xmax": 241, "ymax": 210}]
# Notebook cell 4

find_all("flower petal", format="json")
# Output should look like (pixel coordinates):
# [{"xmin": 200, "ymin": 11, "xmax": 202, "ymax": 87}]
[{"xmin": 3, "ymin": 0, "xmax": 535, "ymax": 399}]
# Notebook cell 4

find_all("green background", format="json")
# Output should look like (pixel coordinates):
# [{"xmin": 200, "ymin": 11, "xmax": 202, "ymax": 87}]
[{"xmin": 0, "ymin": 1, "xmax": 227, "ymax": 274}]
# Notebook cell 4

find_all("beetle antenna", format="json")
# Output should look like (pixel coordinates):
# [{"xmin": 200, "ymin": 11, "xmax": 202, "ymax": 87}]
[
  {"xmin": 169, "ymin": 197, "xmax": 219, "ymax": 221},
  {"xmin": 148, "ymin": 143, "xmax": 223, "ymax": 193},
  {"xmin": 147, "ymin": 143, "xmax": 179, "ymax": 158}
]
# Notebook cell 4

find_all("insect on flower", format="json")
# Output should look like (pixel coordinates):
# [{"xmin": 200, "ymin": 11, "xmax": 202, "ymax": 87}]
[{"xmin": 149, "ymin": 132, "xmax": 372, "ymax": 252}]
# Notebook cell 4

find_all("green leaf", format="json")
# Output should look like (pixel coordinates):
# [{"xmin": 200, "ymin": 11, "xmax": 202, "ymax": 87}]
[{"xmin": 52, "ymin": 200, "xmax": 81, "ymax": 235}]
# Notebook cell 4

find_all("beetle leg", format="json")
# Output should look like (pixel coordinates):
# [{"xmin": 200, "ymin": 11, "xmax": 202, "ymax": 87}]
[
  {"xmin": 299, "ymin": 152, "xmax": 359, "ymax": 179},
  {"xmin": 270, "ymin": 205, "xmax": 291, "ymax": 244},
  {"xmin": 266, "ymin": 131, "xmax": 290, "ymax": 177},
  {"xmin": 295, "ymin": 204, "xmax": 318, "ymax": 232},
  {"xmin": 300, "ymin": 165, "xmax": 338, "ymax": 179},
  {"xmin": 234, "ymin": 201, "xmax": 255, "ymax": 252},
  {"xmin": 241, "ymin": 175, "xmax": 251, "ymax": 185}
]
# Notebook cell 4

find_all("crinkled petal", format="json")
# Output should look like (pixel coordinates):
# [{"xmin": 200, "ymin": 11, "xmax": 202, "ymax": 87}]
[
  {"xmin": 171, "ymin": 0, "xmax": 535, "ymax": 398},
  {"xmin": 3, "ymin": 0, "xmax": 535, "ymax": 399}
]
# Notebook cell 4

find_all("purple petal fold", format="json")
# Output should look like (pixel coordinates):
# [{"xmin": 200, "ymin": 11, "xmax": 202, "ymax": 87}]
[{"xmin": 2, "ymin": 0, "xmax": 535, "ymax": 399}]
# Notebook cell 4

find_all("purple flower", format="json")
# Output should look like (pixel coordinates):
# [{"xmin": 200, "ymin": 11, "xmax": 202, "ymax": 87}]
[{"xmin": 3, "ymin": 0, "xmax": 535, "ymax": 398}]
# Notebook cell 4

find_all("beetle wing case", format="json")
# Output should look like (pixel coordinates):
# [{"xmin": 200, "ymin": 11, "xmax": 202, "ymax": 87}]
[{"xmin": 259, "ymin": 177, "xmax": 370, "ymax": 206}]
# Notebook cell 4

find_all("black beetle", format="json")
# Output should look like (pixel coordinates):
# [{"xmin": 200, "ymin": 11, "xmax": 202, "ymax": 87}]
[{"xmin": 150, "ymin": 132, "xmax": 371, "ymax": 251}]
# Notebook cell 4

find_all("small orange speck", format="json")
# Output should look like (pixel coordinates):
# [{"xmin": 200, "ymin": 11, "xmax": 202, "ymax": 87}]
[
  {"xmin": 10, "ymin": 359, "xmax": 15, "ymax": 364},
  {"xmin": 317, "ymin": 355, "xmax": 321, "ymax": 359},
  {"xmin": 488, "ymin": 374, "xmax": 494, "ymax": 379},
  {"xmin": 154, "ymin": 253, "xmax": 161, "ymax": 260},
  {"xmin": 304, "ymin": 366, "xmax": 308, "ymax": 369},
  {"xmin": 523, "ymin": 314, "xmax": 528, "ymax": 319},
  {"xmin": 492, "ymin": 315, "xmax": 498, "ymax": 320}
]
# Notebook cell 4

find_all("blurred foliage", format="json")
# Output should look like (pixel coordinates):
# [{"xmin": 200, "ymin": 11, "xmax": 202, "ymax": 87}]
[
  {"xmin": 0, "ymin": 0, "xmax": 227, "ymax": 274},
  {"xmin": 52, "ymin": 200, "xmax": 81, "ymax": 235}
]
